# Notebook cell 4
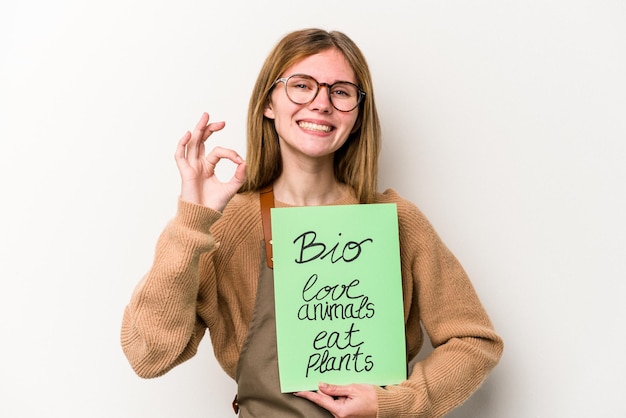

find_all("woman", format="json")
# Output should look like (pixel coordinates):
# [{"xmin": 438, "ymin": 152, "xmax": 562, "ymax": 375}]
[{"xmin": 121, "ymin": 28, "xmax": 503, "ymax": 417}]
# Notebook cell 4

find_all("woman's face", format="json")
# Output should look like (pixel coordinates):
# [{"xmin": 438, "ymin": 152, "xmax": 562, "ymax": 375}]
[{"xmin": 264, "ymin": 49, "xmax": 360, "ymax": 165}]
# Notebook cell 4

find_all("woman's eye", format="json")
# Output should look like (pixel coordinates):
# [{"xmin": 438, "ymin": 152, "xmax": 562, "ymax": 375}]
[
  {"xmin": 332, "ymin": 88, "xmax": 351, "ymax": 97},
  {"xmin": 290, "ymin": 80, "xmax": 315, "ymax": 91}
]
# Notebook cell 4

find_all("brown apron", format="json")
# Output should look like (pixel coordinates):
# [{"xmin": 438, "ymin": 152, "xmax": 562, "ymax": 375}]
[{"xmin": 232, "ymin": 189, "xmax": 332, "ymax": 417}]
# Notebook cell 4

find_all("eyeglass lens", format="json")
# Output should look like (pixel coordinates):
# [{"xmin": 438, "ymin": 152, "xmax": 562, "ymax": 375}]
[{"xmin": 284, "ymin": 75, "xmax": 361, "ymax": 112}]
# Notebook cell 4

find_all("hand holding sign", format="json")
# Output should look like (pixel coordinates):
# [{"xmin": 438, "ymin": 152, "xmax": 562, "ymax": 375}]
[{"xmin": 294, "ymin": 382, "xmax": 378, "ymax": 418}]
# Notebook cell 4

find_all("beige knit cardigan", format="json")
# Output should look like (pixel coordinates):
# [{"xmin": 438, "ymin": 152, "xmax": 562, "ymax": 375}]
[{"xmin": 121, "ymin": 188, "xmax": 503, "ymax": 417}]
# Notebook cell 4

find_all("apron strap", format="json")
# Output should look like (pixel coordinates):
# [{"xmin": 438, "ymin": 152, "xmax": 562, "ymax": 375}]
[{"xmin": 259, "ymin": 186, "xmax": 274, "ymax": 269}]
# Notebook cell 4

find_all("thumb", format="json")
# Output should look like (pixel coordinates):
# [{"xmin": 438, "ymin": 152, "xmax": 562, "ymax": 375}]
[
  {"xmin": 318, "ymin": 382, "xmax": 348, "ymax": 397},
  {"xmin": 231, "ymin": 161, "xmax": 247, "ymax": 185}
]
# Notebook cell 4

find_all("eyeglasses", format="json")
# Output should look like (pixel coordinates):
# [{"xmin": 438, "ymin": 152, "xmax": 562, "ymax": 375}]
[{"xmin": 274, "ymin": 74, "xmax": 366, "ymax": 112}]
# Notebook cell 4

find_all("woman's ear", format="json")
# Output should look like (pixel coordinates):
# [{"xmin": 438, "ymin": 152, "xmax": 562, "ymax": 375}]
[{"xmin": 263, "ymin": 102, "xmax": 275, "ymax": 119}]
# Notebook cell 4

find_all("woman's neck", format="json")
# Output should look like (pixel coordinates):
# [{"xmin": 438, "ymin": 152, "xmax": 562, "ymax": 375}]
[{"xmin": 273, "ymin": 167, "xmax": 347, "ymax": 206}]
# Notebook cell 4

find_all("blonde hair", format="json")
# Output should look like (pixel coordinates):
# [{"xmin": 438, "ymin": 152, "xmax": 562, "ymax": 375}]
[{"xmin": 239, "ymin": 28, "xmax": 381, "ymax": 203}]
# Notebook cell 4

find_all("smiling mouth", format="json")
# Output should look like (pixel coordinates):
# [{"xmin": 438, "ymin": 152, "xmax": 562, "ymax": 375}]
[{"xmin": 298, "ymin": 121, "xmax": 332, "ymax": 133}]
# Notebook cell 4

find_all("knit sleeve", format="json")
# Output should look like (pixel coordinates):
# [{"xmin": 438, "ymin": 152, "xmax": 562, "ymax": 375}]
[
  {"xmin": 375, "ymin": 191, "xmax": 504, "ymax": 417},
  {"xmin": 120, "ymin": 199, "xmax": 222, "ymax": 378}
]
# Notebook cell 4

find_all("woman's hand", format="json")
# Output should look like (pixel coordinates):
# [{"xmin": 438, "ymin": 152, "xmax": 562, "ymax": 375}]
[
  {"xmin": 294, "ymin": 382, "xmax": 378, "ymax": 418},
  {"xmin": 175, "ymin": 112, "xmax": 247, "ymax": 211}
]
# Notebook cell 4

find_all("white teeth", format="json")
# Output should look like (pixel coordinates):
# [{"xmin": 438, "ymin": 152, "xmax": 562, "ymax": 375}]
[{"xmin": 299, "ymin": 121, "xmax": 332, "ymax": 133}]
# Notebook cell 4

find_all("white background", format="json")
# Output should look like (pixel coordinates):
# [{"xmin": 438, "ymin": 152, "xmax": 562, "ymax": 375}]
[{"xmin": 1, "ymin": 1, "xmax": 625, "ymax": 417}]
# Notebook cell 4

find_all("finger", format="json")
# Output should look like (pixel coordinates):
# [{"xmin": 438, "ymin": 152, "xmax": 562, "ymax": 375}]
[
  {"xmin": 232, "ymin": 161, "xmax": 247, "ymax": 183},
  {"xmin": 174, "ymin": 131, "xmax": 192, "ymax": 167},
  {"xmin": 293, "ymin": 389, "xmax": 337, "ymax": 412},
  {"xmin": 204, "ymin": 146, "xmax": 244, "ymax": 169},
  {"xmin": 186, "ymin": 113, "xmax": 211, "ymax": 161},
  {"xmin": 226, "ymin": 161, "xmax": 247, "ymax": 190},
  {"xmin": 201, "ymin": 121, "xmax": 226, "ymax": 142},
  {"xmin": 193, "ymin": 112, "xmax": 210, "ymax": 132},
  {"xmin": 317, "ymin": 382, "xmax": 351, "ymax": 398}
]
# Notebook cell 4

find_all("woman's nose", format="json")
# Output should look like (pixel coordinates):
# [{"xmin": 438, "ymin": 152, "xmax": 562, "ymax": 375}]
[{"xmin": 308, "ymin": 85, "xmax": 333, "ymax": 113}]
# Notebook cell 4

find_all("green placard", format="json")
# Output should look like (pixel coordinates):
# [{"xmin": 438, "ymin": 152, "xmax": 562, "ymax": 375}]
[{"xmin": 271, "ymin": 204, "xmax": 406, "ymax": 393}]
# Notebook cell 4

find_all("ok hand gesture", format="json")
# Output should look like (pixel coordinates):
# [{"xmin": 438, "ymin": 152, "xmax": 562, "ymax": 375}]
[{"xmin": 175, "ymin": 112, "xmax": 247, "ymax": 211}]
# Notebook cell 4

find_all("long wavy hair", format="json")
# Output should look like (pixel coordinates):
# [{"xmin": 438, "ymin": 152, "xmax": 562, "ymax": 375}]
[{"xmin": 239, "ymin": 28, "xmax": 381, "ymax": 203}]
